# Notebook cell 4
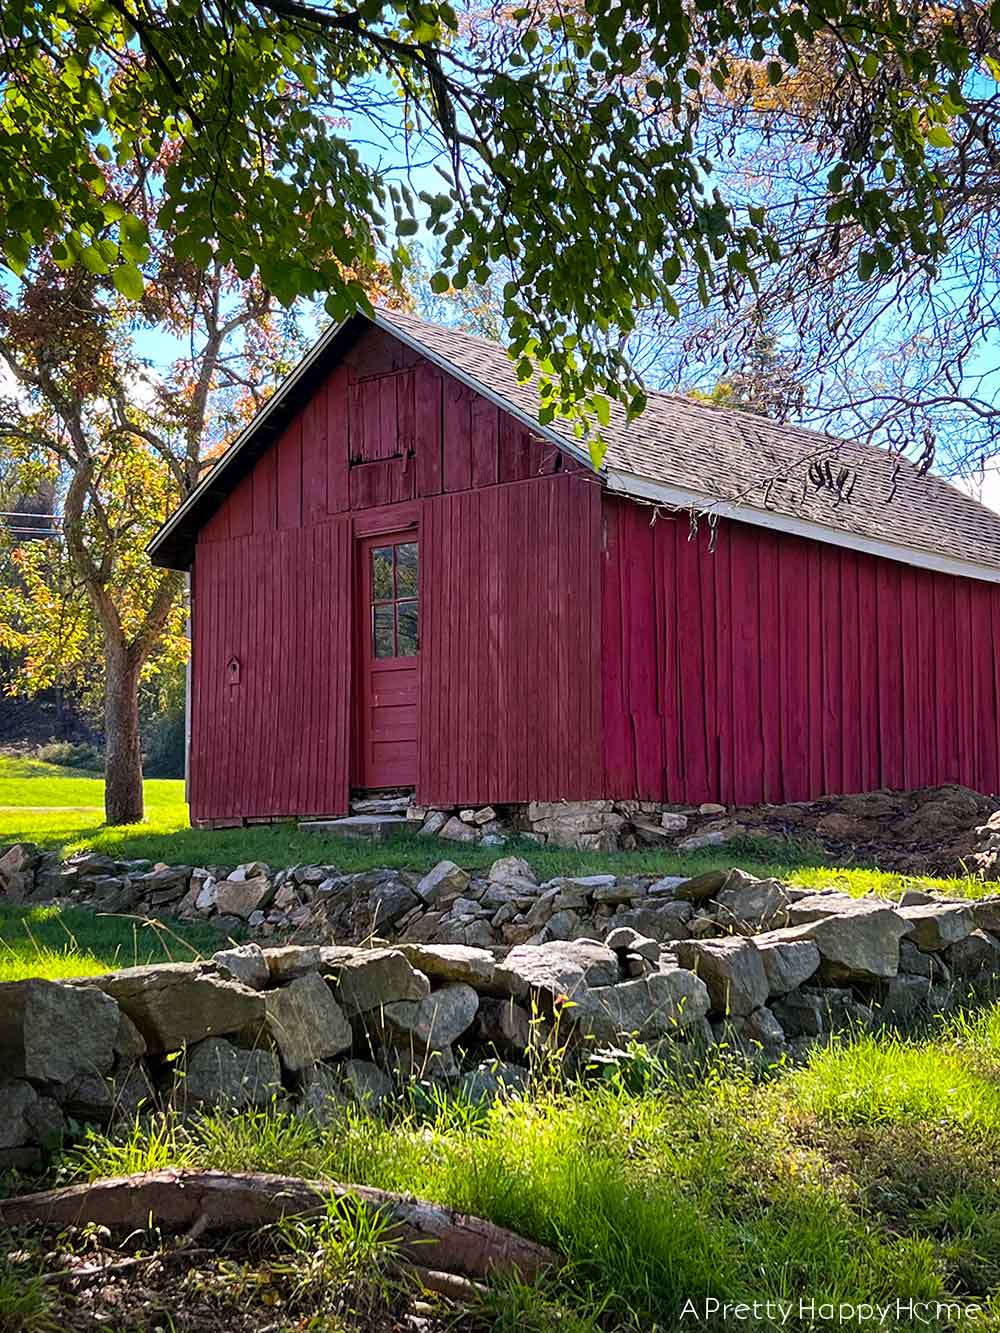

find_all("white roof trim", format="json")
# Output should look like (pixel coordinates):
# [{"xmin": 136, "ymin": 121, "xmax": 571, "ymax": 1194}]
[{"xmin": 607, "ymin": 468, "xmax": 1000, "ymax": 586}]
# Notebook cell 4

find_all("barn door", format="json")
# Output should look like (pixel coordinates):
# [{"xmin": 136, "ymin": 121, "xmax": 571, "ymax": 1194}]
[
  {"xmin": 355, "ymin": 532, "xmax": 420, "ymax": 788},
  {"xmin": 189, "ymin": 520, "xmax": 353, "ymax": 822}
]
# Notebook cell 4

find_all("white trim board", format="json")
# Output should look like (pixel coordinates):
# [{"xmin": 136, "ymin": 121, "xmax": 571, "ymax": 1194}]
[{"xmin": 606, "ymin": 469, "xmax": 1000, "ymax": 586}]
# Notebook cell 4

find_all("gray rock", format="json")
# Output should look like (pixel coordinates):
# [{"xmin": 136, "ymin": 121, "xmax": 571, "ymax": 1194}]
[
  {"xmin": 397, "ymin": 943, "xmax": 496, "ymax": 988},
  {"xmin": 605, "ymin": 926, "xmax": 659, "ymax": 960},
  {"xmin": 416, "ymin": 860, "xmax": 470, "ymax": 906},
  {"xmin": 321, "ymin": 947, "xmax": 430, "ymax": 1015},
  {"xmin": 972, "ymin": 897, "xmax": 1000, "ymax": 934},
  {"xmin": 263, "ymin": 945, "xmax": 323, "ymax": 982},
  {"xmin": 660, "ymin": 812, "xmax": 689, "ymax": 833},
  {"xmin": 113, "ymin": 1011, "xmax": 147, "ymax": 1064},
  {"xmin": 261, "ymin": 973, "xmax": 352, "ymax": 1073},
  {"xmin": 944, "ymin": 929, "xmax": 1000, "ymax": 980},
  {"xmin": 753, "ymin": 933, "xmax": 821, "ymax": 996},
  {"xmin": 676, "ymin": 938, "xmax": 769, "ymax": 1017},
  {"xmin": 575, "ymin": 967, "xmax": 711, "ymax": 1040},
  {"xmin": 53, "ymin": 1070, "xmax": 113, "ymax": 1120},
  {"xmin": 298, "ymin": 1066, "xmax": 347, "ymax": 1124},
  {"xmin": 214, "ymin": 875, "xmax": 274, "ymax": 920},
  {"xmin": 897, "ymin": 902, "xmax": 975, "ymax": 952},
  {"xmin": 455, "ymin": 1062, "xmax": 529, "ymax": 1105},
  {"xmin": 370, "ymin": 878, "xmax": 419, "ymax": 928},
  {"xmin": 0, "ymin": 979, "xmax": 118, "ymax": 1082},
  {"xmin": 741, "ymin": 1006, "xmax": 786, "ymax": 1052},
  {"xmin": 544, "ymin": 909, "xmax": 585, "ymax": 941},
  {"xmin": 774, "ymin": 901, "xmax": 909, "ymax": 983},
  {"xmin": 439, "ymin": 817, "xmax": 480, "ymax": 843},
  {"xmin": 648, "ymin": 876, "xmax": 687, "ymax": 897},
  {"xmin": 877, "ymin": 974, "xmax": 931, "ymax": 1022},
  {"xmin": 381, "ymin": 983, "xmax": 480, "ymax": 1049},
  {"xmin": 488, "ymin": 856, "xmax": 537, "ymax": 885},
  {"xmin": 94, "ymin": 964, "xmax": 266, "ymax": 1054},
  {"xmin": 337, "ymin": 1058, "xmax": 394, "ymax": 1108},
  {"xmin": 180, "ymin": 1038, "xmax": 282, "ymax": 1109},
  {"xmin": 475, "ymin": 997, "xmax": 532, "ymax": 1058},
  {"xmin": 715, "ymin": 877, "xmax": 791, "ymax": 932},
  {"xmin": 494, "ymin": 939, "xmax": 619, "ymax": 1002},
  {"xmin": 674, "ymin": 869, "xmax": 729, "ymax": 903},
  {"xmin": 899, "ymin": 938, "xmax": 937, "ymax": 978},
  {"xmin": 417, "ymin": 811, "xmax": 449, "ymax": 838},
  {"xmin": 212, "ymin": 943, "xmax": 270, "ymax": 990},
  {"xmin": 0, "ymin": 1080, "xmax": 40, "ymax": 1149}
]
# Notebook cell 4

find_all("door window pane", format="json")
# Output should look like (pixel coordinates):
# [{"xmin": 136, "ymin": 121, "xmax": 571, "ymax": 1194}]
[
  {"xmin": 373, "ymin": 603, "xmax": 395, "ymax": 658},
  {"xmin": 396, "ymin": 543, "xmax": 418, "ymax": 597},
  {"xmin": 371, "ymin": 546, "xmax": 394, "ymax": 600},
  {"xmin": 397, "ymin": 600, "xmax": 419, "ymax": 656}
]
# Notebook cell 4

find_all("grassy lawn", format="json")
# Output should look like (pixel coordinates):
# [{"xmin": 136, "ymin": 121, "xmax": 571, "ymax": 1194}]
[
  {"xmin": 1, "ymin": 753, "xmax": 992, "ymax": 899},
  {"xmin": 5, "ymin": 1006, "xmax": 1000, "ymax": 1329},
  {"xmin": 0, "ymin": 902, "xmax": 221, "ymax": 983}
]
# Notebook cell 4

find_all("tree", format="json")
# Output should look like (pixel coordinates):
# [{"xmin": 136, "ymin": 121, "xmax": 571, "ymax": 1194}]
[
  {"xmin": 0, "ymin": 208, "xmax": 301, "ymax": 822},
  {"xmin": 640, "ymin": 22, "xmax": 1000, "ymax": 478},
  {"xmin": 2, "ymin": 0, "xmax": 997, "ymax": 454}
]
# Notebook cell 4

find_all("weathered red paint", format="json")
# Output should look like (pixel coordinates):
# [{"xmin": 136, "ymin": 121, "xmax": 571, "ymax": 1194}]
[
  {"xmin": 190, "ymin": 328, "xmax": 597, "ymax": 823},
  {"xmin": 188, "ymin": 323, "xmax": 1000, "ymax": 824},
  {"xmin": 601, "ymin": 496, "xmax": 1000, "ymax": 804}
]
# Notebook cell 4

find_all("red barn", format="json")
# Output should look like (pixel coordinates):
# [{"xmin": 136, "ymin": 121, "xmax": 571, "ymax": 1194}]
[{"xmin": 149, "ymin": 310, "xmax": 1000, "ymax": 825}]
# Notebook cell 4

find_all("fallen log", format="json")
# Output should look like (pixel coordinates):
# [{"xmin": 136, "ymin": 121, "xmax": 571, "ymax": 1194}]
[{"xmin": 0, "ymin": 1169, "xmax": 558, "ymax": 1283}]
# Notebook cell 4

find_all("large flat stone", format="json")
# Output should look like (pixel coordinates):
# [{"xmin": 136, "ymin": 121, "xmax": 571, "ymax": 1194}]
[
  {"xmin": 792, "ymin": 902, "xmax": 908, "ymax": 982},
  {"xmin": 299, "ymin": 815, "xmax": 408, "ymax": 841},
  {"xmin": 574, "ymin": 968, "xmax": 710, "ymax": 1040},
  {"xmin": 94, "ymin": 964, "xmax": 266, "ymax": 1054},
  {"xmin": 0, "ymin": 979, "xmax": 118, "ymax": 1082},
  {"xmin": 396, "ymin": 943, "xmax": 496, "ymax": 988},
  {"xmin": 180, "ymin": 1038, "xmax": 282, "ymax": 1109},
  {"xmin": 493, "ymin": 939, "xmax": 619, "ymax": 1002}
]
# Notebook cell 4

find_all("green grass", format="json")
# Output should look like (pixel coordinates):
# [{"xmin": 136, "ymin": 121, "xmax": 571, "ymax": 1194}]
[
  {"xmin": 56, "ymin": 1006, "xmax": 1000, "ymax": 1330},
  {"xmin": 0, "ymin": 902, "xmax": 220, "ymax": 982},
  {"xmin": 1, "ymin": 753, "xmax": 991, "ymax": 902}
]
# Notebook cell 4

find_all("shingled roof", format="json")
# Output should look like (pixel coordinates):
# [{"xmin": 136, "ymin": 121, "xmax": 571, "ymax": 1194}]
[{"xmin": 149, "ymin": 307, "xmax": 1000, "ymax": 581}]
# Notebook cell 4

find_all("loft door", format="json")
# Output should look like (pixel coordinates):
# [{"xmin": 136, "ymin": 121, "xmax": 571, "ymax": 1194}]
[{"xmin": 356, "ymin": 533, "xmax": 420, "ymax": 787}]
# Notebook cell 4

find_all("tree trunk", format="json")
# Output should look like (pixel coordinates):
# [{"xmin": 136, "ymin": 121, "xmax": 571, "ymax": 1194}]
[
  {"xmin": 0, "ymin": 1170, "xmax": 560, "ymax": 1282},
  {"xmin": 104, "ymin": 642, "xmax": 144, "ymax": 825}
]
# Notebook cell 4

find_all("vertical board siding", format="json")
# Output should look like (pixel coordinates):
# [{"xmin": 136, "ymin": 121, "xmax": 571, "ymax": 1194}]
[
  {"xmin": 417, "ymin": 474, "xmax": 603, "ymax": 805},
  {"xmin": 189, "ymin": 521, "xmax": 352, "ymax": 822},
  {"xmin": 601, "ymin": 495, "xmax": 1000, "ymax": 804}
]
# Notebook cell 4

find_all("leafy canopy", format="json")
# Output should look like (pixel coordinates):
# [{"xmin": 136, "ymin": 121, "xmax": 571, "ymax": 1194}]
[{"xmin": 0, "ymin": 0, "xmax": 993, "ymax": 457}]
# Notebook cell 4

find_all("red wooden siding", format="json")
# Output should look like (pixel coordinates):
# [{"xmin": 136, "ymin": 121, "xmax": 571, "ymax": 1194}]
[
  {"xmin": 602, "ymin": 496, "xmax": 1000, "ymax": 804},
  {"xmin": 199, "ymin": 327, "xmax": 578, "ymax": 540},
  {"xmin": 190, "ymin": 521, "xmax": 352, "ymax": 821},
  {"xmin": 417, "ymin": 474, "xmax": 603, "ymax": 806}
]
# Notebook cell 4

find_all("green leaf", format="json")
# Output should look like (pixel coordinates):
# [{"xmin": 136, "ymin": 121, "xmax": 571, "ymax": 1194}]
[
  {"xmin": 397, "ymin": 218, "xmax": 418, "ymax": 237},
  {"xmin": 766, "ymin": 61, "xmax": 783, "ymax": 86},
  {"xmin": 857, "ymin": 251, "xmax": 877, "ymax": 281},
  {"xmin": 112, "ymin": 263, "xmax": 144, "ymax": 299},
  {"xmin": 861, "ymin": 53, "xmax": 878, "ymax": 79},
  {"xmin": 926, "ymin": 126, "xmax": 953, "ymax": 149},
  {"xmin": 429, "ymin": 271, "xmax": 450, "ymax": 294}
]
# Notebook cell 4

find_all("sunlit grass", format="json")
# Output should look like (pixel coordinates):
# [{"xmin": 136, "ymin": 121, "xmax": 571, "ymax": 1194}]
[
  {"xmin": 0, "ymin": 902, "xmax": 217, "ymax": 982},
  {"xmin": 1, "ymin": 755, "xmax": 990, "ymax": 904}
]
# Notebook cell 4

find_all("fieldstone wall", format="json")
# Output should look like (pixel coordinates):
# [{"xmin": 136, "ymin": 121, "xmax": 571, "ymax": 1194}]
[
  {"xmin": 5, "ymin": 857, "xmax": 1000, "ymax": 1168},
  {"xmin": 307, "ymin": 783, "xmax": 1000, "ymax": 875}
]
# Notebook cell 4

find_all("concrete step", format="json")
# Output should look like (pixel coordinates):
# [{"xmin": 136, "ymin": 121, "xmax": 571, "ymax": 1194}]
[{"xmin": 299, "ymin": 815, "xmax": 409, "ymax": 842}]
